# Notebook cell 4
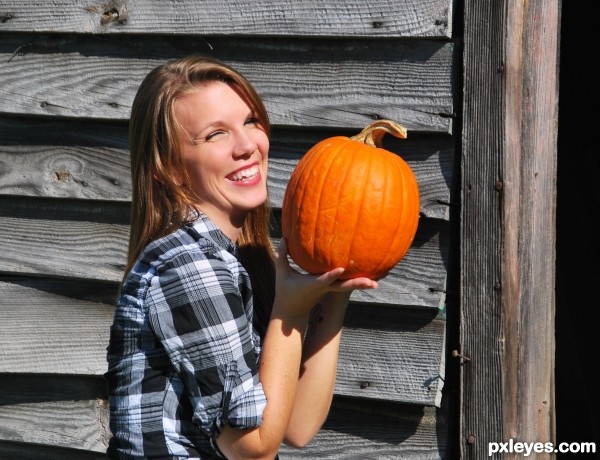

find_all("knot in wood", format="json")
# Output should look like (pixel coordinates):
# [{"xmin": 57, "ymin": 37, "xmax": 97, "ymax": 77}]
[{"xmin": 100, "ymin": 2, "xmax": 129, "ymax": 26}]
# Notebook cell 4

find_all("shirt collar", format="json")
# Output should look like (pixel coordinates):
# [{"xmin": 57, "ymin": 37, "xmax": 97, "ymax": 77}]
[{"xmin": 189, "ymin": 212, "xmax": 239, "ymax": 256}]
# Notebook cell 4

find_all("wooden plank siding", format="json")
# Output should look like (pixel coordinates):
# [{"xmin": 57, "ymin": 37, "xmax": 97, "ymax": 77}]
[
  {"xmin": 0, "ymin": 34, "xmax": 455, "ymax": 132},
  {"xmin": 0, "ymin": 0, "xmax": 453, "ymax": 37},
  {"xmin": 0, "ymin": 118, "xmax": 455, "ymax": 220},
  {"xmin": 0, "ymin": 0, "xmax": 457, "ymax": 457}
]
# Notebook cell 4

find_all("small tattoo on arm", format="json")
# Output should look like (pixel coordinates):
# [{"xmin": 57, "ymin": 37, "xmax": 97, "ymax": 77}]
[{"xmin": 306, "ymin": 303, "xmax": 324, "ymax": 337}]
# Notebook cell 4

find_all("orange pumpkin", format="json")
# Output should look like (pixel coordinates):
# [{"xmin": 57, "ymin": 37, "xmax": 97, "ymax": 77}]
[{"xmin": 281, "ymin": 120, "xmax": 420, "ymax": 280}]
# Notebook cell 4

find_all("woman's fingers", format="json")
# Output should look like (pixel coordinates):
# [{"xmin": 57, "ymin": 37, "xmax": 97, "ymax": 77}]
[
  {"xmin": 274, "ymin": 241, "xmax": 378, "ymax": 307},
  {"xmin": 314, "ymin": 270, "xmax": 378, "ymax": 294},
  {"xmin": 315, "ymin": 267, "xmax": 345, "ymax": 283},
  {"xmin": 337, "ymin": 277, "xmax": 378, "ymax": 290}
]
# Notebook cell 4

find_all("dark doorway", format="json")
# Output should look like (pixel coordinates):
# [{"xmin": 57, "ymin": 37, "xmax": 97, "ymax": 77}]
[{"xmin": 556, "ymin": 2, "xmax": 600, "ymax": 456}]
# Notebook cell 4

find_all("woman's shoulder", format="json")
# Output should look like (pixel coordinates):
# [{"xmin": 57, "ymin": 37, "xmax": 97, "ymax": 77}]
[
  {"xmin": 122, "ymin": 215, "xmax": 244, "ymax": 292},
  {"xmin": 141, "ymin": 225, "xmax": 227, "ymax": 269},
  {"xmin": 120, "ymin": 227, "xmax": 233, "ymax": 297}
]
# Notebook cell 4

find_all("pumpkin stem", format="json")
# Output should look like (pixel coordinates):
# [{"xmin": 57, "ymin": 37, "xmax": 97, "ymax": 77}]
[{"xmin": 350, "ymin": 119, "xmax": 407, "ymax": 147}]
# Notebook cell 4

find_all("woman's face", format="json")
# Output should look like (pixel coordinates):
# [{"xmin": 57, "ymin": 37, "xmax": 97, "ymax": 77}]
[{"xmin": 174, "ymin": 81, "xmax": 269, "ymax": 234}]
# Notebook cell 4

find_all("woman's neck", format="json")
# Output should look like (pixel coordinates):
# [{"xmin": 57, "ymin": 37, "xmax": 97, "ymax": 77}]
[{"xmin": 197, "ymin": 206, "xmax": 245, "ymax": 242}]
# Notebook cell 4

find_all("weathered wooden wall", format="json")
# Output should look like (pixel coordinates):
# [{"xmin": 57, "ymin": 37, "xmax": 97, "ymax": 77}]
[
  {"xmin": 459, "ymin": 1, "xmax": 559, "ymax": 457},
  {"xmin": 0, "ymin": 1, "xmax": 458, "ymax": 458}
]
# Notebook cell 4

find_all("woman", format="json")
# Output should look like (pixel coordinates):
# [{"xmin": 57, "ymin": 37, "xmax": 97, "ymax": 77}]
[{"xmin": 105, "ymin": 55, "xmax": 378, "ymax": 459}]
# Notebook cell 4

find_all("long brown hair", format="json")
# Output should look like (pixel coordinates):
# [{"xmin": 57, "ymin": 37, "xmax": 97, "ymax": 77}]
[{"xmin": 126, "ymin": 54, "xmax": 275, "ymax": 334}]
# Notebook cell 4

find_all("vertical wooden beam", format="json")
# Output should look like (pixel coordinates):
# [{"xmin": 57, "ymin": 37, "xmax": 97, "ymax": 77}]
[
  {"xmin": 503, "ymin": 0, "xmax": 559, "ymax": 449},
  {"xmin": 460, "ymin": 0, "xmax": 559, "ymax": 457},
  {"xmin": 460, "ymin": 1, "xmax": 505, "ymax": 456}
]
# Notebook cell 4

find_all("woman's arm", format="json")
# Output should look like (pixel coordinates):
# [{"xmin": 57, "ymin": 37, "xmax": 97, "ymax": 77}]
[
  {"xmin": 283, "ymin": 291, "xmax": 350, "ymax": 447},
  {"xmin": 216, "ymin": 240, "xmax": 376, "ymax": 460},
  {"xmin": 217, "ymin": 303, "xmax": 308, "ymax": 460}
]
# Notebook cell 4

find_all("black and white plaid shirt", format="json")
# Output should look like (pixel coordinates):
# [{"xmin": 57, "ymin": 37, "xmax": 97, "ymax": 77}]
[{"xmin": 105, "ymin": 213, "xmax": 267, "ymax": 459}]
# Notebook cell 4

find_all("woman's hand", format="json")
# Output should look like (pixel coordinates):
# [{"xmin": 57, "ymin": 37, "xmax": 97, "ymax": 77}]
[{"xmin": 272, "ymin": 238, "xmax": 378, "ymax": 317}]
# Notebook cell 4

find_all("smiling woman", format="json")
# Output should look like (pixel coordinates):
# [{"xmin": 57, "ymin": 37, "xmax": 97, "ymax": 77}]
[
  {"xmin": 104, "ymin": 55, "xmax": 378, "ymax": 460},
  {"xmin": 174, "ymin": 81, "xmax": 270, "ymax": 239}
]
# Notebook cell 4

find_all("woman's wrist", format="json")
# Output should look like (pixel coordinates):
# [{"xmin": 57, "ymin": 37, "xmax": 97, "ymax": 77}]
[
  {"xmin": 319, "ymin": 291, "xmax": 351, "ymax": 309},
  {"xmin": 270, "ymin": 303, "xmax": 310, "ymax": 332}
]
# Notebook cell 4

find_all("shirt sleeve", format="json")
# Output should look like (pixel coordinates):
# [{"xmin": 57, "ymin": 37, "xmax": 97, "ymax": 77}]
[{"xmin": 146, "ymin": 248, "xmax": 267, "ymax": 436}]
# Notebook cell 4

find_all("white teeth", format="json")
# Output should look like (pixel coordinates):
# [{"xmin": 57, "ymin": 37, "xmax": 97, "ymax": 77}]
[{"xmin": 229, "ymin": 166, "xmax": 259, "ymax": 181}]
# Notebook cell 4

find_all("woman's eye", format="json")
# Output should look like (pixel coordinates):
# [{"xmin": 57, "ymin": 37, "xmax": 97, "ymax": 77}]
[
  {"xmin": 245, "ymin": 117, "xmax": 260, "ymax": 126},
  {"xmin": 205, "ymin": 130, "xmax": 225, "ymax": 141}
]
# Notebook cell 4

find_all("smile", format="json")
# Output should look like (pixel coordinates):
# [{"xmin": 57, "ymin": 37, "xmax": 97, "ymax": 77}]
[{"xmin": 228, "ymin": 165, "xmax": 260, "ymax": 182}]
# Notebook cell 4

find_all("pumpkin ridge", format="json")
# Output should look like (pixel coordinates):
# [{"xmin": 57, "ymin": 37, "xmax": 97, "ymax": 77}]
[
  {"xmin": 404, "ymin": 158, "xmax": 421, "ymax": 248},
  {"xmin": 310, "ymin": 140, "xmax": 349, "ymax": 268},
  {"xmin": 291, "ymin": 149, "xmax": 318, "ymax": 267},
  {"xmin": 394, "ymin": 157, "xmax": 413, "ymax": 257},
  {"xmin": 402, "ymin": 164, "xmax": 420, "ymax": 252},
  {"xmin": 299, "ymin": 139, "xmax": 346, "ymax": 269},
  {"xmin": 346, "ymin": 144, "xmax": 375, "ymax": 276},
  {"xmin": 368, "ymin": 149, "xmax": 399, "ymax": 277},
  {"xmin": 365, "ymin": 153, "xmax": 395, "ymax": 278},
  {"xmin": 328, "ymin": 141, "xmax": 361, "ymax": 271},
  {"xmin": 281, "ymin": 163, "xmax": 299, "ymax": 252},
  {"xmin": 283, "ymin": 142, "xmax": 320, "ymax": 253},
  {"xmin": 370, "ymin": 155, "xmax": 410, "ymax": 277},
  {"xmin": 393, "ymin": 157, "xmax": 419, "ymax": 258}
]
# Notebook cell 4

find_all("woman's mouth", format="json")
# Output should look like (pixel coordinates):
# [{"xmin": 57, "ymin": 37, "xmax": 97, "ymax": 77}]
[{"xmin": 227, "ymin": 165, "xmax": 260, "ymax": 182}]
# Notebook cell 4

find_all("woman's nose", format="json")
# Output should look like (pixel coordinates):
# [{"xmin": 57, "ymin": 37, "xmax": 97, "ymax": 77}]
[{"xmin": 232, "ymin": 131, "xmax": 257, "ymax": 157}]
